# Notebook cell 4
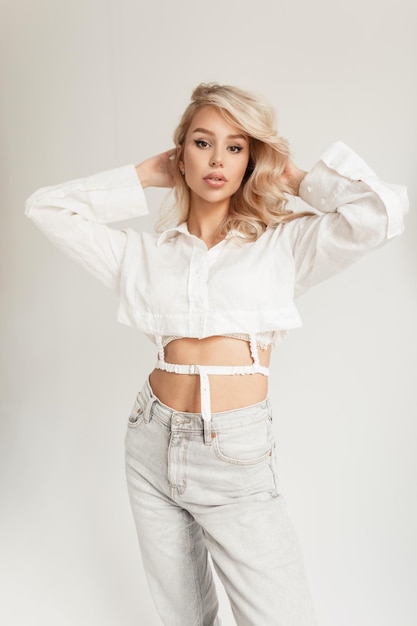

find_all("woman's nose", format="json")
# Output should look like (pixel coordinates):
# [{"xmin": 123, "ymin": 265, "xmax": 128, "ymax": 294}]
[{"xmin": 209, "ymin": 150, "xmax": 224, "ymax": 167}]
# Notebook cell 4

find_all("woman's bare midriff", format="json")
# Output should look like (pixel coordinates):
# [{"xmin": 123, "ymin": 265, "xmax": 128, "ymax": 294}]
[{"xmin": 149, "ymin": 336, "xmax": 271, "ymax": 413}]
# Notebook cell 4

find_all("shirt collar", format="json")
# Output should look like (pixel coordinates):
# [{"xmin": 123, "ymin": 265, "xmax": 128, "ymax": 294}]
[
  {"xmin": 156, "ymin": 222, "xmax": 246, "ymax": 247},
  {"xmin": 156, "ymin": 222, "xmax": 190, "ymax": 246}
]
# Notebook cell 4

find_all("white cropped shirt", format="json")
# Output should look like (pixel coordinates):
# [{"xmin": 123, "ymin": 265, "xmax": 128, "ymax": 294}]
[{"xmin": 25, "ymin": 141, "xmax": 408, "ymax": 419}]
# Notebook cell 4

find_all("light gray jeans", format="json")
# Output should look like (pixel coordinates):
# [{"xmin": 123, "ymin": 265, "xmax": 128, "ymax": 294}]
[{"xmin": 125, "ymin": 379, "xmax": 317, "ymax": 626}]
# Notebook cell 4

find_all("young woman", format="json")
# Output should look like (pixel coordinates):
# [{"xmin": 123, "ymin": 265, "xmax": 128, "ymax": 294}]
[{"xmin": 25, "ymin": 83, "xmax": 407, "ymax": 626}]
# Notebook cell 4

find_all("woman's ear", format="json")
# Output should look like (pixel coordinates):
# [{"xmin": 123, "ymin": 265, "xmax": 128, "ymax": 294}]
[{"xmin": 177, "ymin": 145, "xmax": 185, "ymax": 176}]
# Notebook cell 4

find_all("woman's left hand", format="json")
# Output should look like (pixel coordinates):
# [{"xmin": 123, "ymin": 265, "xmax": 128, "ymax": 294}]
[{"xmin": 279, "ymin": 158, "xmax": 307, "ymax": 196}]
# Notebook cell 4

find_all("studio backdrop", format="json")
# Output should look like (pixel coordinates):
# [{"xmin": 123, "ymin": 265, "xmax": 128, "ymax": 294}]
[{"xmin": 1, "ymin": 1, "xmax": 416, "ymax": 625}]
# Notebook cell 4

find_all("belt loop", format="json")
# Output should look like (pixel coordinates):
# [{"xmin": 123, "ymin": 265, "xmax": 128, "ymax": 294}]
[
  {"xmin": 143, "ymin": 395, "xmax": 156, "ymax": 423},
  {"xmin": 203, "ymin": 418, "xmax": 212, "ymax": 445}
]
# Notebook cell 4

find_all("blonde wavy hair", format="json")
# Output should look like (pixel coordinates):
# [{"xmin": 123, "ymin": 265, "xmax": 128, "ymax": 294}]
[{"xmin": 158, "ymin": 83, "xmax": 310, "ymax": 242}]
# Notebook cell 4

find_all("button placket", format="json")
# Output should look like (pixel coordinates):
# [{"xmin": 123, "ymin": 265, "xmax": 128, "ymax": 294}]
[{"xmin": 188, "ymin": 247, "xmax": 208, "ymax": 311}]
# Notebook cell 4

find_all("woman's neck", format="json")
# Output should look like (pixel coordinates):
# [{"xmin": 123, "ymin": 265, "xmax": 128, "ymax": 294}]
[{"xmin": 187, "ymin": 198, "xmax": 230, "ymax": 249}]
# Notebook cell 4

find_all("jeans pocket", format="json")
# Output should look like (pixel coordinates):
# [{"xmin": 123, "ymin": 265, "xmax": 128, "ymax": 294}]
[
  {"xmin": 213, "ymin": 416, "xmax": 273, "ymax": 466},
  {"xmin": 127, "ymin": 395, "xmax": 144, "ymax": 428}
]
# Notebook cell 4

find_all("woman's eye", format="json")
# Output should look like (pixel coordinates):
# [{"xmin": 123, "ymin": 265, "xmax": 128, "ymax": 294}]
[
  {"xmin": 193, "ymin": 140, "xmax": 243, "ymax": 153},
  {"xmin": 194, "ymin": 140, "xmax": 210, "ymax": 149}
]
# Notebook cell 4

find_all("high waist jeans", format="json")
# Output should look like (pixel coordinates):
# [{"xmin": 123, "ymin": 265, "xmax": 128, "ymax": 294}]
[{"xmin": 125, "ymin": 379, "xmax": 317, "ymax": 626}]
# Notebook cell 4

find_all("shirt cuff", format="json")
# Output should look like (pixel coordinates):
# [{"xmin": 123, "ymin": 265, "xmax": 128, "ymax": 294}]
[
  {"xmin": 26, "ymin": 164, "xmax": 149, "ymax": 224},
  {"xmin": 299, "ymin": 141, "xmax": 407, "ymax": 239}
]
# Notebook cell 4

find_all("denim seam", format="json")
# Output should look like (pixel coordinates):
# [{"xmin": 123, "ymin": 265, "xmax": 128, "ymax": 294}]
[
  {"xmin": 188, "ymin": 521, "xmax": 204, "ymax": 626},
  {"xmin": 212, "ymin": 414, "xmax": 269, "ymax": 433},
  {"xmin": 178, "ymin": 436, "xmax": 189, "ymax": 495},
  {"xmin": 212, "ymin": 440, "xmax": 273, "ymax": 466}
]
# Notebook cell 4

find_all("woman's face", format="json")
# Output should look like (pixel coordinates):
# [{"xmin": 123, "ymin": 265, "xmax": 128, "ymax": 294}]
[{"xmin": 179, "ymin": 106, "xmax": 250, "ymax": 210}]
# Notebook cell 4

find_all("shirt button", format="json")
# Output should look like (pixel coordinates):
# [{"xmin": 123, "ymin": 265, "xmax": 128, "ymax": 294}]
[{"xmin": 306, "ymin": 185, "xmax": 312, "ymax": 193}]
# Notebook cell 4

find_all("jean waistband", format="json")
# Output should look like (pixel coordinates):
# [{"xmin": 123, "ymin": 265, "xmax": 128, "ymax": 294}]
[{"xmin": 137, "ymin": 377, "xmax": 271, "ymax": 434}]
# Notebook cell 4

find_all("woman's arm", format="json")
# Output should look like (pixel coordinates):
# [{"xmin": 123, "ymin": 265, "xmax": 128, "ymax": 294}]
[
  {"xmin": 281, "ymin": 142, "xmax": 408, "ymax": 297},
  {"xmin": 25, "ymin": 162, "xmax": 156, "ymax": 291}
]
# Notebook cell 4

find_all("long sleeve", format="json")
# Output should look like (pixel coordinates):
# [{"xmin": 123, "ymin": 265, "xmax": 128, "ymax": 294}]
[
  {"xmin": 285, "ymin": 142, "xmax": 409, "ymax": 297},
  {"xmin": 25, "ymin": 165, "xmax": 149, "ymax": 291}
]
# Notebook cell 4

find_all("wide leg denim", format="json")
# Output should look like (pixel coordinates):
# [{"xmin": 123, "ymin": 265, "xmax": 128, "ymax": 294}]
[{"xmin": 125, "ymin": 379, "xmax": 317, "ymax": 626}]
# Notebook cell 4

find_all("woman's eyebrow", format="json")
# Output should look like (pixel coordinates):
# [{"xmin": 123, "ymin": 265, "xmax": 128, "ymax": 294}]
[{"xmin": 192, "ymin": 127, "xmax": 247, "ymax": 141}]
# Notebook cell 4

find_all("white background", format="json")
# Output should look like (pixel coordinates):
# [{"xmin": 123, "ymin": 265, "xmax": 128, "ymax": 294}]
[{"xmin": 1, "ymin": 0, "xmax": 416, "ymax": 624}]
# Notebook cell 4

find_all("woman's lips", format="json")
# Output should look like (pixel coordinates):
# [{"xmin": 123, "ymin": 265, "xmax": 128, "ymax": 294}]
[{"xmin": 204, "ymin": 173, "xmax": 227, "ymax": 188}]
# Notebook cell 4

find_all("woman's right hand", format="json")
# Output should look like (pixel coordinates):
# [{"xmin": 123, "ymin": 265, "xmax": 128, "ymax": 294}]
[{"xmin": 135, "ymin": 149, "xmax": 177, "ymax": 189}]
